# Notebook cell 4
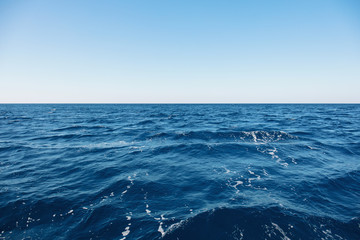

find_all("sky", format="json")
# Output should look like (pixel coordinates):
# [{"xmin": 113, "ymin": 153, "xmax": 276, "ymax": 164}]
[{"xmin": 0, "ymin": 0, "xmax": 359, "ymax": 103}]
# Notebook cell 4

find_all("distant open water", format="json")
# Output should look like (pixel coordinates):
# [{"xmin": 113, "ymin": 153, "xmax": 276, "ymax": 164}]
[{"xmin": 0, "ymin": 104, "xmax": 359, "ymax": 239}]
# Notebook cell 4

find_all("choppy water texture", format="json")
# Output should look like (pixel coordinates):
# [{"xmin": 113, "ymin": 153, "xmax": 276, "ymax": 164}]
[{"xmin": 1, "ymin": 104, "xmax": 360, "ymax": 240}]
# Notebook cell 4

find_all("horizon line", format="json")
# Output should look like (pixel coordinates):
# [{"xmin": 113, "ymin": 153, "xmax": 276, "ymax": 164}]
[{"xmin": 0, "ymin": 102, "xmax": 359, "ymax": 104}]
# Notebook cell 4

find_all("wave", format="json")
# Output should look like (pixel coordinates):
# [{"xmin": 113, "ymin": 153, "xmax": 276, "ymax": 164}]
[
  {"xmin": 137, "ymin": 120, "xmax": 156, "ymax": 125},
  {"xmin": 52, "ymin": 125, "xmax": 113, "ymax": 132},
  {"xmin": 163, "ymin": 206, "xmax": 360, "ymax": 240},
  {"xmin": 0, "ymin": 145, "xmax": 34, "ymax": 152},
  {"xmin": 145, "ymin": 130, "xmax": 297, "ymax": 143},
  {"xmin": 30, "ymin": 133, "xmax": 103, "ymax": 141}
]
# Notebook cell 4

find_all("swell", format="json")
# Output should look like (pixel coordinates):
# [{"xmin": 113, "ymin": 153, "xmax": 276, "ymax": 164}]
[
  {"xmin": 141, "ymin": 130, "xmax": 298, "ymax": 143},
  {"xmin": 163, "ymin": 206, "xmax": 360, "ymax": 240},
  {"xmin": 30, "ymin": 133, "xmax": 108, "ymax": 141},
  {"xmin": 52, "ymin": 125, "xmax": 114, "ymax": 132}
]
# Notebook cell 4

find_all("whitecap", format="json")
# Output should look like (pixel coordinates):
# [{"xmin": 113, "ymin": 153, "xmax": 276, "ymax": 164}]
[{"xmin": 271, "ymin": 222, "xmax": 290, "ymax": 240}]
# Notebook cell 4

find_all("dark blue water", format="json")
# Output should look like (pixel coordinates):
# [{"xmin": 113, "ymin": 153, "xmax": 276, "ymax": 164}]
[{"xmin": 1, "ymin": 104, "xmax": 359, "ymax": 239}]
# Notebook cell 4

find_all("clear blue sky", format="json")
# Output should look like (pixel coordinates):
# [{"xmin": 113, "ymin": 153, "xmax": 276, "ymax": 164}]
[{"xmin": 0, "ymin": 0, "xmax": 359, "ymax": 103}]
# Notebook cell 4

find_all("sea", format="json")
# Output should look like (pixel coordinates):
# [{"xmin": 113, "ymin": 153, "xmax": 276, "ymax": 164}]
[{"xmin": 0, "ymin": 104, "xmax": 359, "ymax": 240}]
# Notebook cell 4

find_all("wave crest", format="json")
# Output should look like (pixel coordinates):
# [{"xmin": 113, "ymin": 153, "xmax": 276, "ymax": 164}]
[
  {"xmin": 147, "ymin": 130, "xmax": 297, "ymax": 143},
  {"xmin": 163, "ymin": 207, "xmax": 359, "ymax": 240}
]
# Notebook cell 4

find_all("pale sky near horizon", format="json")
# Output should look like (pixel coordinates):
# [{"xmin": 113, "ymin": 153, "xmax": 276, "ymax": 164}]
[{"xmin": 0, "ymin": 0, "xmax": 360, "ymax": 103}]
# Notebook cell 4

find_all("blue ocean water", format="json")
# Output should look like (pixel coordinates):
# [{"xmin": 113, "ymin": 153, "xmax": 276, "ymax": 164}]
[{"xmin": 0, "ymin": 104, "xmax": 359, "ymax": 240}]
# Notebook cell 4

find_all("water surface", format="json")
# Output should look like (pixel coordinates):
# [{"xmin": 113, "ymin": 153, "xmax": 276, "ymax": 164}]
[{"xmin": 0, "ymin": 104, "xmax": 359, "ymax": 239}]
